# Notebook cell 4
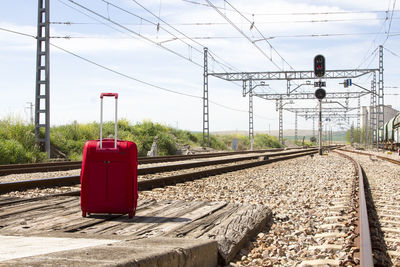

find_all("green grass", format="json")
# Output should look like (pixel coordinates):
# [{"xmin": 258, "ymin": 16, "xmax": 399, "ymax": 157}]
[
  {"xmin": 0, "ymin": 117, "xmax": 283, "ymax": 163},
  {"xmin": 0, "ymin": 116, "xmax": 46, "ymax": 164}
]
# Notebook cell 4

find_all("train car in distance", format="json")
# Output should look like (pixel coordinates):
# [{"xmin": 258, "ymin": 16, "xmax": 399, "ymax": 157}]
[{"xmin": 380, "ymin": 112, "xmax": 400, "ymax": 150}]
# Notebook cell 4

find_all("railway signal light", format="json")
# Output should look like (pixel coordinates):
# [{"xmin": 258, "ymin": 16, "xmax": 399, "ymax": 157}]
[
  {"xmin": 315, "ymin": 88, "xmax": 326, "ymax": 100},
  {"xmin": 314, "ymin": 55, "xmax": 325, "ymax": 77}
]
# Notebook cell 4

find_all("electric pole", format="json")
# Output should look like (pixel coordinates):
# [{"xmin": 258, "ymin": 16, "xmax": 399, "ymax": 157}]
[{"xmin": 35, "ymin": 0, "xmax": 51, "ymax": 157}]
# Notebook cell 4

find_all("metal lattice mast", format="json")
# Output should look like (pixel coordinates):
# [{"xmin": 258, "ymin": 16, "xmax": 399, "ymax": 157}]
[
  {"xmin": 248, "ymin": 79, "xmax": 254, "ymax": 141},
  {"xmin": 351, "ymin": 123, "xmax": 354, "ymax": 146},
  {"xmin": 365, "ymin": 108, "xmax": 369, "ymax": 148},
  {"xmin": 357, "ymin": 96, "xmax": 360, "ymax": 129},
  {"xmin": 278, "ymin": 98, "xmax": 283, "ymax": 144},
  {"xmin": 370, "ymin": 72, "xmax": 377, "ymax": 148},
  {"xmin": 312, "ymin": 117, "xmax": 315, "ymax": 138},
  {"xmin": 35, "ymin": 0, "xmax": 51, "ymax": 158},
  {"xmin": 203, "ymin": 47, "xmax": 210, "ymax": 146},
  {"xmin": 294, "ymin": 111, "xmax": 298, "ymax": 143},
  {"xmin": 378, "ymin": 45, "xmax": 384, "ymax": 150}
]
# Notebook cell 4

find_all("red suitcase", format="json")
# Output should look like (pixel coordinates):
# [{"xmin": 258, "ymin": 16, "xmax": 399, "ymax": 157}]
[{"xmin": 80, "ymin": 93, "xmax": 138, "ymax": 218}]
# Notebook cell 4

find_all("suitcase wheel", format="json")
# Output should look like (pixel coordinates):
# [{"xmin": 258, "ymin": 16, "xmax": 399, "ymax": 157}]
[
  {"xmin": 82, "ymin": 211, "xmax": 87, "ymax": 217},
  {"xmin": 129, "ymin": 212, "xmax": 134, "ymax": 219}
]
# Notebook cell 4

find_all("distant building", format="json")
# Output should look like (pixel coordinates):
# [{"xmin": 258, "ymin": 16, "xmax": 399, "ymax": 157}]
[{"xmin": 361, "ymin": 105, "xmax": 399, "ymax": 128}]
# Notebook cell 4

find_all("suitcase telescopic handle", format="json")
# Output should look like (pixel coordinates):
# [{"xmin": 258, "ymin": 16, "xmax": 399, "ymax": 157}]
[
  {"xmin": 100, "ymin": 93, "xmax": 118, "ymax": 99},
  {"xmin": 100, "ymin": 92, "xmax": 118, "ymax": 149}
]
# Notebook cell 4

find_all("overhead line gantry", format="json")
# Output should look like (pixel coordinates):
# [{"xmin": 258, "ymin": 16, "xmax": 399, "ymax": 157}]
[{"xmin": 203, "ymin": 50, "xmax": 380, "ymax": 146}]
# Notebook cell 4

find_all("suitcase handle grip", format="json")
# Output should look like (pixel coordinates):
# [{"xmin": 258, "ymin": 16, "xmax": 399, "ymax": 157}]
[
  {"xmin": 100, "ymin": 93, "xmax": 118, "ymax": 99},
  {"xmin": 100, "ymin": 92, "xmax": 118, "ymax": 149}
]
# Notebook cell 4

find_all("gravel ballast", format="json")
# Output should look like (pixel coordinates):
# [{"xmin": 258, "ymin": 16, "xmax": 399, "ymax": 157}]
[
  {"xmin": 1, "ymin": 151, "xmax": 361, "ymax": 265},
  {"xmin": 140, "ymin": 152, "xmax": 357, "ymax": 266}
]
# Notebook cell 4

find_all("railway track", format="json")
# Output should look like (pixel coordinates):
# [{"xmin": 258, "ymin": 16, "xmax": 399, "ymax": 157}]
[
  {"xmin": 0, "ymin": 148, "xmax": 322, "ymax": 196},
  {"xmin": 284, "ymin": 151, "xmax": 372, "ymax": 266},
  {"xmin": 3, "ymin": 145, "xmax": 381, "ymax": 266},
  {"xmin": 300, "ymin": 149, "xmax": 400, "ymax": 266},
  {"xmin": 334, "ymin": 151, "xmax": 373, "ymax": 266},
  {"xmin": 338, "ymin": 149, "xmax": 400, "ymax": 266},
  {"xmin": 338, "ymin": 148, "xmax": 400, "ymax": 166},
  {"xmin": 0, "ymin": 148, "xmax": 289, "ymax": 176}
]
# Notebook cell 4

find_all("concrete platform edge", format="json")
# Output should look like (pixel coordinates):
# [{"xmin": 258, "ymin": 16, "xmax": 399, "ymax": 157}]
[{"xmin": 0, "ymin": 237, "xmax": 218, "ymax": 267}]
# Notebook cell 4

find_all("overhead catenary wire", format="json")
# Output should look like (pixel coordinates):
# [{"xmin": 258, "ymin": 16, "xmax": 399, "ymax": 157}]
[
  {"xmin": 126, "ymin": 0, "xmax": 241, "ymax": 78},
  {"xmin": 0, "ymin": 27, "xmax": 36, "ymax": 38},
  {"xmin": 101, "ymin": 0, "xmax": 203, "ymax": 55},
  {"xmin": 58, "ymin": 1, "xmax": 254, "ymax": 106},
  {"xmin": 62, "ymin": 0, "xmax": 240, "ymax": 73},
  {"xmin": 50, "ymin": 16, "xmax": 400, "ymax": 26},
  {"xmin": 183, "ymin": 0, "xmax": 400, "ymax": 17},
  {"xmin": 53, "ymin": 44, "xmax": 268, "ymax": 117},
  {"xmin": 50, "ymin": 43, "xmax": 203, "ymax": 99},
  {"xmin": 204, "ymin": 0, "xmax": 283, "ymax": 71},
  {"xmin": 48, "ymin": 31, "xmax": 400, "ymax": 41},
  {"xmin": 357, "ymin": 0, "xmax": 396, "ymax": 69},
  {"xmin": 128, "ymin": 0, "xmax": 240, "ymax": 72},
  {"xmin": 52, "ymin": 44, "xmax": 271, "ymax": 119},
  {"xmin": 383, "ymin": 0, "xmax": 397, "ymax": 44},
  {"xmin": 56, "ymin": 0, "xmax": 128, "ymax": 35},
  {"xmin": 102, "ymin": 0, "xmax": 240, "ymax": 73},
  {"xmin": 384, "ymin": 47, "xmax": 400, "ymax": 58},
  {"xmin": 224, "ymin": 0, "xmax": 293, "ymax": 71},
  {"xmin": 65, "ymin": 0, "xmax": 203, "ymax": 68},
  {"xmin": 0, "ymin": 25, "xmax": 271, "ymax": 119}
]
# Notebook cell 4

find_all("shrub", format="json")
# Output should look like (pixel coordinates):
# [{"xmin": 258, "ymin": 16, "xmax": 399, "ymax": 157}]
[
  {"xmin": 253, "ymin": 134, "xmax": 282, "ymax": 149},
  {"xmin": 0, "ymin": 139, "xmax": 28, "ymax": 164},
  {"xmin": 0, "ymin": 117, "xmax": 46, "ymax": 164}
]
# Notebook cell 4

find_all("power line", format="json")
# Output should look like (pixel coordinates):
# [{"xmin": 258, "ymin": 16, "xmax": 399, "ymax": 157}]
[
  {"xmin": 62, "ymin": 0, "xmax": 240, "ymax": 74},
  {"xmin": 0, "ymin": 25, "xmax": 269, "ymax": 119},
  {"xmin": 224, "ymin": 0, "xmax": 294, "ymax": 71},
  {"xmin": 102, "ymin": 0, "xmax": 203, "ymax": 54},
  {"xmin": 128, "ymin": 0, "xmax": 239, "ymax": 72},
  {"xmin": 101, "ymin": 0, "xmax": 243, "ymax": 74},
  {"xmin": 384, "ymin": 0, "xmax": 397, "ymax": 44},
  {"xmin": 384, "ymin": 47, "xmax": 400, "ymax": 58},
  {"xmin": 51, "ymin": 16, "xmax": 400, "ymax": 26},
  {"xmin": 0, "ymin": 27, "xmax": 35, "ymax": 38},
  {"xmin": 129, "ymin": 0, "xmax": 203, "ymax": 50},
  {"xmin": 126, "ymin": 0, "xmax": 241, "ymax": 79},
  {"xmin": 53, "ymin": 43, "xmax": 271, "ymax": 119},
  {"xmin": 355, "ymin": 2, "xmax": 393, "ymax": 68},
  {"xmin": 183, "ymin": 0, "xmax": 400, "ymax": 17},
  {"xmin": 209, "ymin": 100, "xmax": 274, "ymax": 120},
  {"xmin": 356, "ymin": 34, "xmax": 383, "ymax": 69},
  {"xmin": 204, "ymin": 0, "xmax": 282, "ymax": 71},
  {"xmin": 56, "ymin": 0, "xmax": 136, "ymax": 36},
  {"xmin": 49, "ymin": 31, "xmax": 400, "ymax": 41},
  {"xmin": 51, "ymin": 43, "xmax": 202, "ymax": 99},
  {"xmin": 65, "ymin": 0, "xmax": 203, "ymax": 68}
]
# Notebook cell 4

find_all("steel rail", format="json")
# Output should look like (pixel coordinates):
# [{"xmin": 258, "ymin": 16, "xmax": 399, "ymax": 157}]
[
  {"xmin": 138, "ymin": 150, "xmax": 318, "ymax": 191},
  {"xmin": 138, "ymin": 149, "xmax": 313, "ymax": 175},
  {"xmin": 0, "ymin": 148, "xmax": 289, "ymax": 176},
  {"xmin": 0, "ymin": 149, "xmax": 320, "ymax": 195},
  {"xmin": 338, "ymin": 148, "xmax": 400, "ymax": 166},
  {"xmin": 334, "ymin": 151, "xmax": 373, "ymax": 267}
]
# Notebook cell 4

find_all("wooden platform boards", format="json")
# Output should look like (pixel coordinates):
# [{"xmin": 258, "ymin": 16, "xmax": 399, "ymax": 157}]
[{"xmin": 0, "ymin": 195, "xmax": 271, "ymax": 265}]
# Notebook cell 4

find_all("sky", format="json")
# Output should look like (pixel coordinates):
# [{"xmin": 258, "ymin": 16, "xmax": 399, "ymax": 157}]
[{"xmin": 0, "ymin": 0, "xmax": 399, "ymax": 134}]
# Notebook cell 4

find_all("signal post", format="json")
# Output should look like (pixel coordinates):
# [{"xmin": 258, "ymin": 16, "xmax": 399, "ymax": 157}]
[{"xmin": 314, "ymin": 55, "xmax": 326, "ymax": 155}]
